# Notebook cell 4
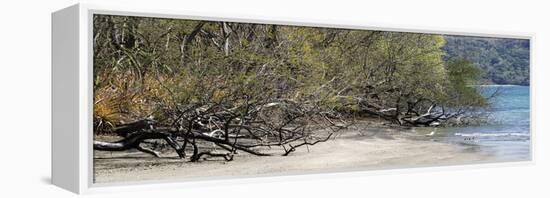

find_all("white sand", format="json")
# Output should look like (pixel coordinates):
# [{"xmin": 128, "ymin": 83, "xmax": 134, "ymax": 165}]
[{"xmin": 94, "ymin": 125, "xmax": 503, "ymax": 183}]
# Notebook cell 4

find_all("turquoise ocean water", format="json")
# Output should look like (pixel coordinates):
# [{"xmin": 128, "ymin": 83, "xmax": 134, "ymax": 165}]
[{"xmin": 415, "ymin": 85, "xmax": 531, "ymax": 161}]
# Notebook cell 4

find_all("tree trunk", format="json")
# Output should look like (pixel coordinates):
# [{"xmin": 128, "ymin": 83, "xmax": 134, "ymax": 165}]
[{"xmin": 94, "ymin": 131, "xmax": 185, "ymax": 158}]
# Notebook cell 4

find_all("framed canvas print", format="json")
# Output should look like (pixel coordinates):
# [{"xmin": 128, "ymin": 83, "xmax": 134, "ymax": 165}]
[{"xmin": 52, "ymin": 3, "xmax": 533, "ymax": 194}]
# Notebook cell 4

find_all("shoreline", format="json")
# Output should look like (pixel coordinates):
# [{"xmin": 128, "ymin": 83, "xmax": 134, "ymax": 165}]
[{"xmin": 93, "ymin": 121, "xmax": 525, "ymax": 184}]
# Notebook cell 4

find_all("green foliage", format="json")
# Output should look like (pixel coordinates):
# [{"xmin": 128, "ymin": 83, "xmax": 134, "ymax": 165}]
[
  {"xmin": 444, "ymin": 58, "xmax": 487, "ymax": 107},
  {"xmin": 443, "ymin": 36, "xmax": 530, "ymax": 85},
  {"xmin": 92, "ymin": 14, "xmax": 516, "ymax": 128}
]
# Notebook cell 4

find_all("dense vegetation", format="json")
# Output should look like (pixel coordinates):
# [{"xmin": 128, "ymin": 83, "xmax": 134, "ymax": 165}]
[
  {"xmin": 92, "ymin": 15, "xmax": 495, "ymax": 161},
  {"xmin": 443, "ymin": 36, "xmax": 530, "ymax": 85}
]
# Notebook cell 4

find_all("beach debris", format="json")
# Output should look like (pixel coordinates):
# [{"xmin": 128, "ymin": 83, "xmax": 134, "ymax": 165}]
[{"xmin": 425, "ymin": 128, "xmax": 438, "ymax": 137}]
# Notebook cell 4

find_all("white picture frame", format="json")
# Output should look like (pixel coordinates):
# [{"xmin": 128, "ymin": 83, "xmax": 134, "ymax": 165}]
[{"xmin": 52, "ymin": 3, "xmax": 534, "ymax": 194}]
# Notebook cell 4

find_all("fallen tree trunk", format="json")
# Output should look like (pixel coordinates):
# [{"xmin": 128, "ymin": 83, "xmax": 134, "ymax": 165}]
[
  {"xmin": 94, "ymin": 131, "xmax": 185, "ymax": 158},
  {"xmin": 94, "ymin": 127, "xmax": 271, "ymax": 159},
  {"xmin": 112, "ymin": 118, "xmax": 156, "ymax": 137},
  {"xmin": 93, "ymin": 98, "xmax": 344, "ymax": 161}
]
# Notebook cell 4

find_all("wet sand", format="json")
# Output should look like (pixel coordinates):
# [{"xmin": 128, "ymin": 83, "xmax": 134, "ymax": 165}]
[{"xmin": 93, "ymin": 122, "xmax": 520, "ymax": 184}]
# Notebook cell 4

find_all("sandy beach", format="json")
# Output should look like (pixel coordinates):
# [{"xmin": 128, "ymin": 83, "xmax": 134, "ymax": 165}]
[{"xmin": 93, "ymin": 120, "xmax": 529, "ymax": 184}]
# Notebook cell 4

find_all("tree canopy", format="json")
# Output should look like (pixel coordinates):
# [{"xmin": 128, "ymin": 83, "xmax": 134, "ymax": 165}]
[
  {"xmin": 92, "ymin": 15, "xmax": 506, "ymax": 161},
  {"xmin": 443, "ymin": 35, "xmax": 530, "ymax": 85}
]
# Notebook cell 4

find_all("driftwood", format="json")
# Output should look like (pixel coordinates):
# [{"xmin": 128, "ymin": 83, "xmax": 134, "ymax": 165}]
[
  {"xmin": 94, "ymin": 99, "xmax": 346, "ymax": 162},
  {"xmin": 282, "ymin": 133, "xmax": 333, "ymax": 156},
  {"xmin": 94, "ymin": 131, "xmax": 185, "ymax": 158},
  {"xmin": 112, "ymin": 118, "xmax": 156, "ymax": 137}
]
